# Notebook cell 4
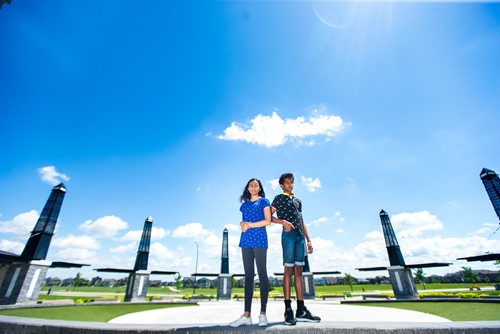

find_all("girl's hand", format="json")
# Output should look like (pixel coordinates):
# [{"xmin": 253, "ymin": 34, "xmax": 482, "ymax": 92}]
[{"xmin": 241, "ymin": 222, "xmax": 250, "ymax": 232}]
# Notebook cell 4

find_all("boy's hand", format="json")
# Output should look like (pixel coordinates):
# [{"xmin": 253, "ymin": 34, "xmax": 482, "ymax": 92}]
[
  {"xmin": 307, "ymin": 241, "xmax": 313, "ymax": 254},
  {"xmin": 283, "ymin": 220, "xmax": 294, "ymax": 232}
]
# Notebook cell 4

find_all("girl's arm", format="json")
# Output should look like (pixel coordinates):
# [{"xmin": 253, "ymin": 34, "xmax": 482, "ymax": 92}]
[{"xmin": 247, "ymin": 206, "xmax": 272, "ymax": 228}]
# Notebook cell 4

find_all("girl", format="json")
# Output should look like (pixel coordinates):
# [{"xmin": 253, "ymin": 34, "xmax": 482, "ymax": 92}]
[{"xmin": 230, "ymin": 178, "xmax": 271, "ymax": 327}]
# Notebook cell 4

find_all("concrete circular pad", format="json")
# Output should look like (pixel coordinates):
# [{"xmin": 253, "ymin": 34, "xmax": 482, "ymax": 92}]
[{"xmin": 110, "ymin": 300, "xmax": 450, "ymax": 326}]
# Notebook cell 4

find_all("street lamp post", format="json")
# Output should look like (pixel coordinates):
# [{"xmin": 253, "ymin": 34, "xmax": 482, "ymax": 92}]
[{"xmin": 193, "ymin": 241, "xmax": 198, "ymax": 295}]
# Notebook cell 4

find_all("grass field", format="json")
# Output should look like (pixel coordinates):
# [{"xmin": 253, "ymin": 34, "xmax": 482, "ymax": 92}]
[
  {"xmin": 0, "ymin": 303, "xmax": 195, "ymax": 322},
  {"xmin": 359, "ymin": 302, "xmax": 500, "ymax": 321},
  {"xmin": 42, "ymin": 282, "xmax": 499, "ymax": 297}
]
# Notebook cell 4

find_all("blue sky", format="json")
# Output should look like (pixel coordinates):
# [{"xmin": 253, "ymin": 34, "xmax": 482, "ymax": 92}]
[{"xmin": 1, "ymin": 1, "xmax": 499, "ymax": 281}]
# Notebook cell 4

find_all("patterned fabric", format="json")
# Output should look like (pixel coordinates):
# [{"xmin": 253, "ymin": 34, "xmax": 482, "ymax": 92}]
[
  {"xmin": 271, "ymin": 193, "xmax": 303, "ymax": 234},
  {"xmin": 239, "ymin": 197, "xmax": 270, "ymax": 248}
]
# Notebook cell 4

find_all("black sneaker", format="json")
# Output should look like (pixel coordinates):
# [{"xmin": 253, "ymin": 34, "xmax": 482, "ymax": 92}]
[
  {"xmin": 284, "ymin": 308, "xmax": 296, "ymax": 326},
  {"xmin": 296, "ymin": 307, "xmax": 321, "ymax": 323}
]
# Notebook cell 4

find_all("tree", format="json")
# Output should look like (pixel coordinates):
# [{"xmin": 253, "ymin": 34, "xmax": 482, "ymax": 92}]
[
  {"xmin": 72, "ymin": 272, "xmax": 82, "ymax": 291},
  {"xmin": 344, "ymin": 273, "xmax": 355, "ymax": 292},
  {"xmin": 174, "ymin": 273, "xmax": 183, "ymax": 290},
  {"xmin": 413, "ymin": 268, "xmax": 426, "ymax": 289},
  {"xmin": 461, "ymin": 266, "xmax": 477, "ymax": 288}
]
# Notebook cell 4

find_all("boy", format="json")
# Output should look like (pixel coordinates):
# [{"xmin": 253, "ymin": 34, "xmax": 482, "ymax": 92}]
[{"xmin": 271, "ymin": 173, "xmax": 321, "ymax": 325}]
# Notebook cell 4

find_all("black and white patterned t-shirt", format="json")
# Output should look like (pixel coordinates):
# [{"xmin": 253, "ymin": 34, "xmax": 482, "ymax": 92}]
[{"xmin": 272, "ymin": 193, "xmax": 303, "ymax": 234}]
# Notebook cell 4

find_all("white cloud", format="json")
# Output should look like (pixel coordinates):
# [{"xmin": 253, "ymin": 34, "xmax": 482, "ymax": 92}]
[
  {"xmin": 470, "ymin": 223, "xmax": 497, "ymax": 236},
  {"xmin": 365, "ymin": 230, "xmax": 383, "ymax": 240},
  {"xmin": 79, "ymin": 215, "xmax": 128, "ymax": 238},
  {"xmin": 335, "ymin": 228, "xmax": 346, "ymax": 234},
  {"xmin": 38, "ymin": 166, "xmax": 70, "ymax": 186},
  {"xmin": 0, "ymin": 210, "xmax": 39, "ymax": 235},
  {"xmin": 301, "ymin": 176, "xmax": 321, "ymax": 192},
  {"xmin": 223, "ymin": 224, "xmax": 241, "ymax": 232},
  {"xmin": 269, "ymin": 179, "xmax": 280, "ymax": 191},
  {"xmin": 52, "ymin": 235, "xmax": 100, "ymax": 249},
  {"xmin": 54, "ymin": 248, "xmax": 98, "ymax": 264},
  {"xmin": 218, "ymin": 111, "xmax": 346, "ymax": 148},
  {"xmin": 392, "ymin": 211, "xmax": 444, "ymax": 238},
  {"xmin": 0, "ymin": 239, "xmax": 24, "ymax": 254},
  {"xmin": 118, "ymin": 227, "xmax": 168, "ymax": 242},
  {"xmin": 110, "ymin": 242, "xmax": 137, "ymax": 254},
  {"xmin": 149, "ymin": 242, "xmax": 192, "ymax": 272},
  {"xmin": 170, "ymin": 222, "xmax": 240, "ymax": 274},
  {"xmin": 308, "ymin": 216, "xmax": 328, "ymax": 226},
  {"xmin": 171, "ymin": 223, "xmax": 213, "ymax": 240}
]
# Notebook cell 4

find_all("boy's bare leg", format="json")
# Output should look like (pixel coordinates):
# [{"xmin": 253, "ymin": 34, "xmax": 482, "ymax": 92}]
[
  {"xmin": 294, "ymin": 265, "xmax": 304, "ymax": 300},
  {"xmin": 284, "ymin": 266, "xmax": 294, "ymax": 299}
]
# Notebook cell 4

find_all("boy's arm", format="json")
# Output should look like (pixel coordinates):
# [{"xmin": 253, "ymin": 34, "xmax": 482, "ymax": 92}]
[
  {"xmin": 271, "ymin": 206, "xmax": 294, "ymax": 232},
  {"xmin": 301, "ymin": 212, "xmax": 313, "ymax": 254}
]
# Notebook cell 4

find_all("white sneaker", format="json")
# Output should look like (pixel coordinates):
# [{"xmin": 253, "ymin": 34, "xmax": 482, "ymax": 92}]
[
  {"xmin": 258, "ymin": 314, "xmax": 269, "ymax": 327},
  {"xmin": 229, "ymin": 315, "xmax": 252, "ymax": 327}
]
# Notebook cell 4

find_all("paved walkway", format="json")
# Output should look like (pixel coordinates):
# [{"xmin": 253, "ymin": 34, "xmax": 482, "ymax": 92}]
[{"xmin": 110, "ymin": 300, "xmax": 450, "ymax": 326}]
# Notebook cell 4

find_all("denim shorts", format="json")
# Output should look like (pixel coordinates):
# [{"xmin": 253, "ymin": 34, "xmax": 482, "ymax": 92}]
[{"xmin": 281, "ymin": 230, "xmax": 305, "ymax": 267}]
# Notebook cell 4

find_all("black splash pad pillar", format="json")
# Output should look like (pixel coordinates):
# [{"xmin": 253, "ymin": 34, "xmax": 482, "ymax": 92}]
[
  {"xmin": 0, "ymin": 184, "xmax": 67, "ymax": 305},
  {"xmin": 217, "ymin": 228, "xmax": 231, "ymax": 300},
  {"xmin": 125, "ymin": 216, "xmax": 153, "ymax": 302},
  {"xmin": 380, "ymin": 210, "xmax": 418, "ymax": 300}
]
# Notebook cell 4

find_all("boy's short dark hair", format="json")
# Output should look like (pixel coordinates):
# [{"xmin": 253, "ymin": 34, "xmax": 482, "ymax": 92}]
[{"xmin": 279, "ymin": 173, "xmax": 294, "ymax": 185}]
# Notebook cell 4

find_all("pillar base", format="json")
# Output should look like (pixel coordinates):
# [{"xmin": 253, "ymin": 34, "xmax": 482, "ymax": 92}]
[
  {"xmin": 124, "ymin": 271, "xmax": 149, "ymax": 302},
  {"xmin": 388, "ymin": 266, "xmax": 419, "ymax": 300},
  {"xmin": 217, "ymin": 274, "xmax": 232, "ymax": 300},
  {"xmin": 0, "ymin": 260, "xmax": 51, "ymax": 305},
  {"xmin": 302, "ymin": 272, "xmax": 315, "ymax": 300}
]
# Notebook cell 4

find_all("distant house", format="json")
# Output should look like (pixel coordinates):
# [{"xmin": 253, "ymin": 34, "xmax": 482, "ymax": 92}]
[
  {"xmin": 149, "ymin": 280, "xmax": 162, "ymax": 287},
  {"xmin": 477, "ymin": 270, "xmax": 500, "ymax": 283},
  {"xmin": 314, "ymin": 277, "xmax": 326, "ymax": 286},
  {"xmin": 268, "ymin": 276, "xmax": 278, "ymax": 287},
  {"xmin": 234, "ymin": 278, "xmax": 244, "ymax": 288},
  {"xmin": 323, "ymin": 276, "xmax": 341, "ymax": 285},
  {"xmin": 275, "ymin": 277, "xmax": 283, "ymax": 287},
  {"xmin": 196, "ymin": 277, "xmax": 214, "ymax": 288},
  {"xmin": 116, "ymin": 277, "xmax": 128, "ymax": 286},
  {"xmin": 44, "ymin": 277, "xmax": 61, "ymax": 286},
  {"xmin": 443, "ymin": 272, "xmax": 464, "ymax": 283},
  {"xmin": 182, "ymin": 277, "xmax": 195, "ymax": 288},
  {"xmin": 101, "ymin": 279, "xmax": 116, "ymax": 287},
  {"xmin": 90, "ymin": 276, "xmax": 103, "ymax": 287},
  {"xmin": 61, "ymin": 278, "xmax": 73, "ymax": 287},
  {"xmin": 79, "ymin": 278, "xmax": 90, "ymax": 286}
]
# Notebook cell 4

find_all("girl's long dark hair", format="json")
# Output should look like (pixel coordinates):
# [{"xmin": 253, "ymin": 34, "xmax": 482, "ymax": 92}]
[{"xmin": 240, "ymin": 178, "xmax": 265, "ymax": 203}]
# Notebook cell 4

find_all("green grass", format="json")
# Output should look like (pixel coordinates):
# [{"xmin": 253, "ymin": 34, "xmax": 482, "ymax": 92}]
[
  {"xmin": 361, "ymin": 302, "xmax": 500, "ymax": 321},
  {"xmin": 0, "ymin": 303, "xmax": 194, "ymax": 322},
  {"xmin": 43, "ymin": 283, "xmax": 498, "ymax": 296}
]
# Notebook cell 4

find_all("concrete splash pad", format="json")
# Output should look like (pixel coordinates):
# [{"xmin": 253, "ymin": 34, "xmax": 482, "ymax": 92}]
[{"xmin": 110, "ymin": 300, "xmax": 450, "ymax": 325}]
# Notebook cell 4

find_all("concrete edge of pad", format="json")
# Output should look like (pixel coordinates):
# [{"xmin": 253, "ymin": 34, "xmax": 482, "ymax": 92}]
[{"xmin": 1, "ymin": 315, "xmax": 500, "ymax": 334}]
